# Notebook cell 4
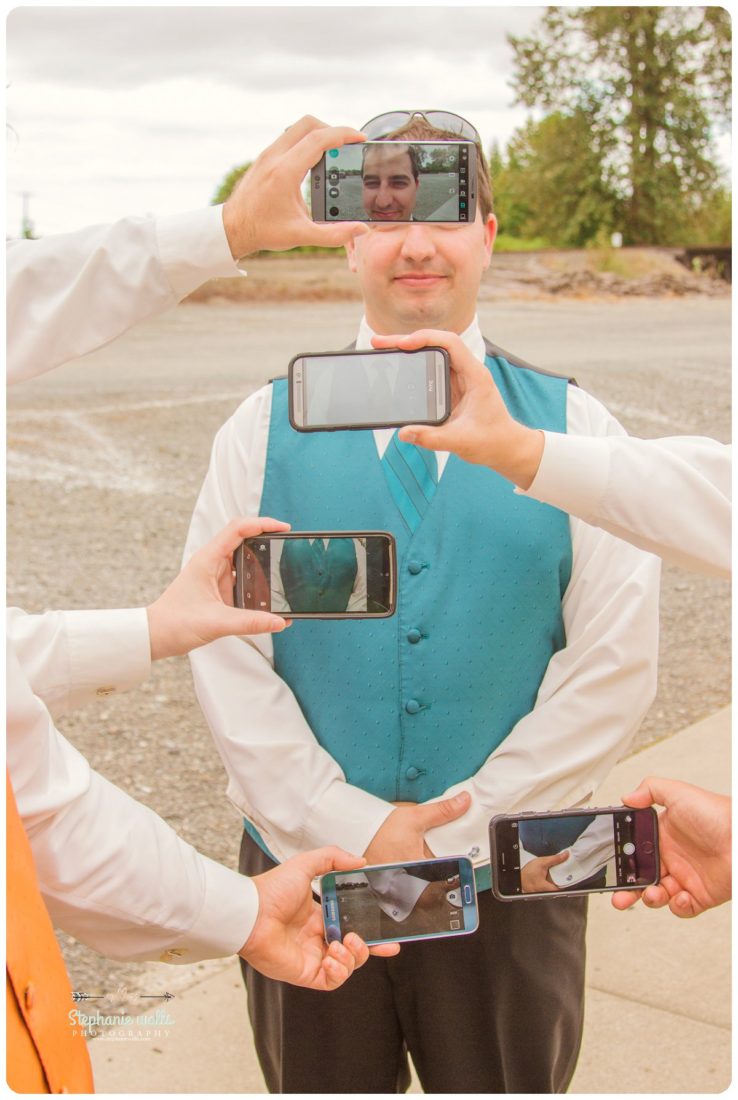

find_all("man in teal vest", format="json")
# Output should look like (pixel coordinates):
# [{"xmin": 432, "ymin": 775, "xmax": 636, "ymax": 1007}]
[{"xmin": 185, "ymin": 111, "xmax": 660, "ymax": 1093}]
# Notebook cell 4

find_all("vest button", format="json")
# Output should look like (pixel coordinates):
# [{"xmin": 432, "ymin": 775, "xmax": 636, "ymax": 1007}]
[
  {"xmin": 407, "ymin": 629, "xmax": 422, "ymax": 644},
  {"xmin": 407, "ymin": 561, "xmax": 423, "ymax": 575},
  {"xmin": 406, "ymin": 766, "xmax": 420, "ymax": 780},
  {"xmin": 24, "ymin": 983, "xmax": 35, "ymax": 1010},
  {"xmin": 405, "ymin": 699, "xmax": 421, "ymax": 715}
]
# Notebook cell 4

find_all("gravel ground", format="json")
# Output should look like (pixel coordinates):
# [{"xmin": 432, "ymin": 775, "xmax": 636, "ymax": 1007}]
[{"xmin": 7, "ymin": 296, "xmax": 731, "ymax": 1017}]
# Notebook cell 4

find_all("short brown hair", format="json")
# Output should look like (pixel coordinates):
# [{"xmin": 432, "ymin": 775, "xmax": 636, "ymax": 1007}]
[{"xmin": 377, "ymin": 118, "xmax": 493, "ymax": 219}]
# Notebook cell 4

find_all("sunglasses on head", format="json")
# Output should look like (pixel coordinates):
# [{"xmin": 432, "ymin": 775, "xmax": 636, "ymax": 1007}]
[{"xmin": 361, "ymin": 110, "xmax": 481, "ymax": 146}]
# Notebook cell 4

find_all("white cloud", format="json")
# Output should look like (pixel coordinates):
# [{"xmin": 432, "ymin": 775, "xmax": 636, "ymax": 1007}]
[{"xmin": 7, "ymin": 6, "xmax": 545, "ymax": 235}]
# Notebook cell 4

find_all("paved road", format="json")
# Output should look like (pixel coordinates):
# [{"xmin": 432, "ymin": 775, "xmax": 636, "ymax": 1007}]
[{"xmin": 7, "ymin": 296, "xmax": 731, "ymax": 1007}]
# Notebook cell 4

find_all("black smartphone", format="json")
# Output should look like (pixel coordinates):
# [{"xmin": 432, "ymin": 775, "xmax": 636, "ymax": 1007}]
[
  {"xmin": 310, "ymin": 140, "xmax": 478, "ymax": 223},
  {"xmin": 320, "ymin": 857, "xmax": 478, "ymax": 946},
  {"xmin": 489, "ymin": 806, "xmax": 660, "ymax": 901},
  {"xmin": 234, "ymin": 531, "xmax": 397, "ymax": 619},
  {"xmin": 288, "ymin": 347, "xmax": 450, "ymax": 432}
]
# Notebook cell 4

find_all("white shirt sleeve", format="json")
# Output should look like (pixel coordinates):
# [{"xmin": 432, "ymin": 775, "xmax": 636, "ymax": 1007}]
[
  {"xmin": 6, "ymin": 205, "xmax": 239, "ymax": 386},
  {"xmin": 424, "ymin": 387, "xmax": 661, "ymax": 865},
  {"xmin": 7, "ymin": 624, "xmax": 258, "ymax": 963},
  {"xmin": 346, "ymin": 539, "xmax": 369, "ymax": 612},
  {"xmin": 365, "ymin": 868, "xmax": 430, "ymax": 922},
  {"xmin": 184, "ymin": 387, "xmax": 394, "ymax": 863},
  {"xmin": 548, "ymin": 816, "xmax": 616, "ymax": 888},
  {"xmin": 519, "ymin": 433, "xmax": 731, "ymax": 579}
]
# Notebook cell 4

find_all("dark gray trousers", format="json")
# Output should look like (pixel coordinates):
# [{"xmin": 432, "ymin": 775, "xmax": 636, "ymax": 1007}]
[{"xmin": 239, "ymin": 832, "xmax": 588, "ymax": 1094}]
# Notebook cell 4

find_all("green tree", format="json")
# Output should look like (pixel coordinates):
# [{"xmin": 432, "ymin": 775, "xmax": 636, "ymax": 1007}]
[
  {"xmin": 494, "ymin": 109, "xmax": 621, "ymax": 246},
  {"xmin": 509, "ymin": 6, "xmax": 731, "ymax": 244},
  {"xmin": 211, "ymin": 162, "xmax": 251, "ymax": 206}
]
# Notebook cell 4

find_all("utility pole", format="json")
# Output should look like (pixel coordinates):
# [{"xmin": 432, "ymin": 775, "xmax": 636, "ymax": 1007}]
[{"xmin": 20, "ymin": 191, "xmax": 35, "ymax": 239}]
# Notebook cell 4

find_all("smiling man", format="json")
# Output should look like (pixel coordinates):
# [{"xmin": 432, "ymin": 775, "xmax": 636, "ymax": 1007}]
[
  {"xmin": 184, "ymin": 112, "xmax": 660, "ymax": 1093},
  {"xmin": 361, "ymin": 141, "xmax": 420, "ymax": 221}
]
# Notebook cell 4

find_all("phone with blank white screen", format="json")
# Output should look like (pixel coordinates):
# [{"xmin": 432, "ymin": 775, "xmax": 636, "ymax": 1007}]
[
  {"xmin": 489, "ymin": 806, "xmax": 660, "ymax": 901},
  {"xmin": 288, "ymin": 347, "xmax": 450, "ymax": 431},
  {"xmin": 233, "ymin": 531, "xmax": 397, "ymax": 619},
  {"xmin": 320, "ymin": 857, "xmax": 478, "ymax": 946}
]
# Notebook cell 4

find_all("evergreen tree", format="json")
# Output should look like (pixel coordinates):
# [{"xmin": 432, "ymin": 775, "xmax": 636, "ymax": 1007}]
[{"xmin": 509, "ymin": 7, "xmax": 731, "ymax": 244}]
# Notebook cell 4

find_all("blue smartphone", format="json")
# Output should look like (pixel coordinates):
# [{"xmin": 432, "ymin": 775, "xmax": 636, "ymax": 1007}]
[{"xmin": 320, "ymin": 856, "xmax": 478, "ymax": 946}]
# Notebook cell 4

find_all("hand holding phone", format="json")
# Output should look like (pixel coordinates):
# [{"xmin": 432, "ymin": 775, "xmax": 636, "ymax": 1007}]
[{"xmin": 489, "ymin": 806, "xmax": 660, "ymax": 901}]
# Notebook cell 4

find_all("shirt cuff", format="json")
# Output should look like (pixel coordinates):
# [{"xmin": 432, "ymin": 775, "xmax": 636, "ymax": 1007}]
[
  {"xmin": 155, "ymin": 205, "xmax": 243, "ymax": 301},
  {"xmin": 159, "ymin": 859, "xmax": 259, "ymax": 963},
  {"xmin": 65, "ymin": 608, "xmax": 151, "ymax": 703},
  {"xmin": 301, "ymin": 781, "xmax": 394, "ymax": 857},
  {"xmin": 517, "ymin": 431, "xmax": 611, "ymax": 519}
]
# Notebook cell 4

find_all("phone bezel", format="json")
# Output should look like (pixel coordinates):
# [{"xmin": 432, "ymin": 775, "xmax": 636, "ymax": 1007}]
[
  {"xmin": 288, "ymin": 347, "xmax": 451, "ymax": 432},
  {"xmin": 234, "ymin": 530, "xmax": 397, "ymax": 620},
  {"xmin": 310, "ymin": 139, "xmax": 478, "ymax": 224},
  {"xmin": 320, "ymin": 856, "xmax": 479, "ymax": 946},
  {"xmin": 488, "ymin": 806, "xmax": 660, "ymax": 902}
]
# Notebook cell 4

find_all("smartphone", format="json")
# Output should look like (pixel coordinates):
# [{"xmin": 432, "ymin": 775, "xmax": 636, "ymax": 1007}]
[
  {"xmin": 489, "ymin": 806, "xmax": 659, "ymax": 901},
  {"xmin": 288, "ymin": 347, "xmax": 450, "ymax": 432},
  {"xmin": 320, "ymin": 857, "xmax": 478, "ymax": 946},
  {"xmin": 310, "ymin": 140, "xmax": 478, "ymax": 223},
  {"xmin": 234, "ymin": 531, "xmax": 397, "ymax": 619}
]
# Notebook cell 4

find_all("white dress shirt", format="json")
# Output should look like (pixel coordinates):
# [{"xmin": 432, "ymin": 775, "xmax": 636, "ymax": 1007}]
[
  {"xmin": 185, "ymin": 317, "xmax": 660, "ymax": 871},
  {"xmin": 7, "ymin": 207, "xmax": 259, "ymax": 962},
  {"xmin": 521, "ymin": 433, "xmax": 731, "ymax": 578},
  {"xmin": 547, "ymin": 815, "xmax": 616, "ymax": 889}
]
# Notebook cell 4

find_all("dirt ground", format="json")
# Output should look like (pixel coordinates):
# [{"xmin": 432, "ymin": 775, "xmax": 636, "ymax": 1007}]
[
  {"xmin": 7, "ymin": 290, "xmax": 731, "ymax": 1013},
  {"xmin": 186, "ymin": 247, "xmax": 730, "ymax": 304}
]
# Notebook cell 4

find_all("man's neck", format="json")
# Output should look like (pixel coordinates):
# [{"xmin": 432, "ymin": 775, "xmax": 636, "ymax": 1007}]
[{"xmin": 357, "ymin": 315, "xmax": 485, "ymax": 360}]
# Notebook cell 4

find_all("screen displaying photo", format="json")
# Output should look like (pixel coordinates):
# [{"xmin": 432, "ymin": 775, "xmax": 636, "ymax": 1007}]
[
  {"xmin": 321, "ymin": 142, "xmax": 470, "ymax": 222},
  {"xmin": 328, "ymin": 859, "xmax": 467, "ymax": 941},
  {"xmin": 495, "ymin": 810, "xmax": 658, "ymax": 896},
  {"xmin": 241, "ymin": 536, "xmax": 393, "ymax": 614}
]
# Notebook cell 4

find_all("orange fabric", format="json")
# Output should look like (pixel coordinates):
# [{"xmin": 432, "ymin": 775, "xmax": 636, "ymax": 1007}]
[{"xmin": 6, "ymin": 772, "xmax": 94, "ymax": 1093}]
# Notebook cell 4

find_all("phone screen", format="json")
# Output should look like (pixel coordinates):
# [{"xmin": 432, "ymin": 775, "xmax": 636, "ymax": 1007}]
[
  {"xmin": 321, "ymin": 141, "xmax": 472, "ymax": 222},
  {"xmin": 238, "ymin": 534, "xmax": 394, "ymax": 616},
  {"xmin": 324, "ymin": 858, "xmax": 475, "ymax": 944},
  {"xmin": 296, "ymin": 350, "xmax": 443, "ymax": 429},
  {"xmin": 493, "ymin": 808, "xmax": 659, "ymax": 898}
]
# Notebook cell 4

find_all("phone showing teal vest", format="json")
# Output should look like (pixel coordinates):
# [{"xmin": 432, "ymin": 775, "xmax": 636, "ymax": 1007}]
[
  {"xmin": 280, "ymin": 537, "xmax": 358, "ymax": 613},
  {"xmin": 253, "ymin": 348, "xmax": 573, "ymax": 878}
]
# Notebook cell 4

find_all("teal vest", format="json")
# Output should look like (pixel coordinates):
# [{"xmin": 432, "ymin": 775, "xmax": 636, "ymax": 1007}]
[
  {"xmin": 280, "ymin": 537, "xmax": 358, "ymax": 613},
  {"xmin": 249, "ymin": 344, "xmax": 573, "ymax": 884}
]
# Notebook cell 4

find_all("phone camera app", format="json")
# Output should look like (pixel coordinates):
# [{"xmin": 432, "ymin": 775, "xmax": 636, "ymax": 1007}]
[
  {"xmin": 329, "ymin": 187, "xmax": 340, "ymax": 198},
  {"xmin": 329, "ymin": 206, "xmax": 339, "ymax": 217}
]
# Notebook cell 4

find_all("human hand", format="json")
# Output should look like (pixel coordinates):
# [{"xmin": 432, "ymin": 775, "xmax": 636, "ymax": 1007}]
[
  {"xmin": 364, "ymin": 792, "xmax": 471, "ymax": 865},
  {"xmin": 147, "ymin": 517, "xmax": 291, "ymax": 660},
  {"xmin": 240, "ymin": 847, "xmax": 399, "ymax": 989},
  {"xmin": 611, "ymin": 777, "xmax": 731, "ymax": 918},
  {"xmin": 222, "ymin": 115, "xmax": 368, "ymax": 258},
  {"xmin": 520, "ymin": 851, "xmax": 568, "ymax": 894},
  {"xmin": 371, "ymin": 329, "xmax": 544, "ymax": 489}
]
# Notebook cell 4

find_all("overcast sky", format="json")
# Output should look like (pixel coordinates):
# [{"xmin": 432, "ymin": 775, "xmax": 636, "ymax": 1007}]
[{"xmin": 6, "ymin": 5, "xmax": 547, "ymax": 237}]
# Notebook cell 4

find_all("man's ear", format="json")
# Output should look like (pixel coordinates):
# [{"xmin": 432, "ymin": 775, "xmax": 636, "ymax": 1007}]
[
  {"xmin": 345, "ymin": 237, "xmax": 359, "ymax": 274},
  {"xmin": 482, "ymin": 214, "xmax": 497, "ymax": 271}
]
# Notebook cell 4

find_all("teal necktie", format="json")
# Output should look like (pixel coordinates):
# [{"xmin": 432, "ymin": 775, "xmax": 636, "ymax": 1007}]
[{"xmin": 381, "ymin": 431, "xmax": 439, "ymax": 533}]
